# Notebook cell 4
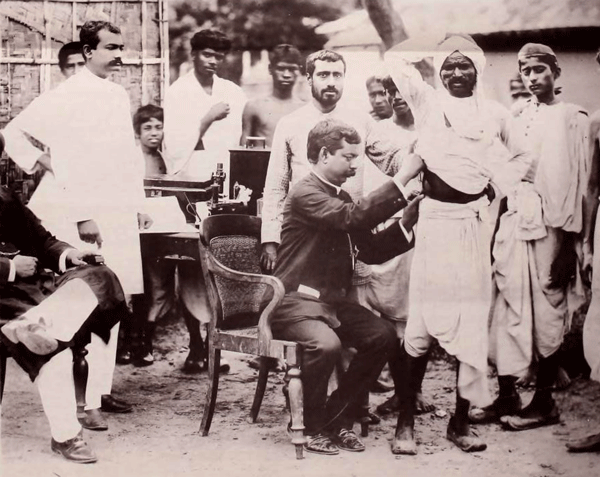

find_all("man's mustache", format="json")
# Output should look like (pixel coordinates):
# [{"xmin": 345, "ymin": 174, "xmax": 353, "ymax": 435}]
[
  {"xmin": 322, "ymin": 88, "xmax": 338, "ymax": 94},
  {"xmin": 110, "ymin": 59, "xmax": 123, "ymax": 66}
]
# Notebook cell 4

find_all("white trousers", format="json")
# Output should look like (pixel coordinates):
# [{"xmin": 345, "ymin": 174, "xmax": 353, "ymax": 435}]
[{"xmin": 35, "ymin": 325, "xmax": 118, "ymax": 442}]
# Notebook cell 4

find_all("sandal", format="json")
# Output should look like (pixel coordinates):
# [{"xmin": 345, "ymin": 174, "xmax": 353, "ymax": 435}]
[
  {"xmin": 304, "ymin": 433, "xmax": 339, "ymax": 455},
  {"xmin": 332, "ymin": 428, "xmax": 365, "ymax": 452}
]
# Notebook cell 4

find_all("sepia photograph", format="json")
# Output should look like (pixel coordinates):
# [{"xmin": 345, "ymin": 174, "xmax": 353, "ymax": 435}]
[{"xmin": 1, "ymin": 1, "xmax": 599, "ymax": 476}]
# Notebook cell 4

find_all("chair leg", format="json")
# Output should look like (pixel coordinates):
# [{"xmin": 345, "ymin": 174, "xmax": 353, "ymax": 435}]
[
  {"xmin": 250, "ymin": 357, "xmax": 270, "ymax": 423},
  {"xmin": 0, "ymin": 345, "xmax": 7, "ymax": 406},
  {"xmin": 72, "ymin": 345, "xmax": 89, "ymax": 419},
  {"xmin": 287, "ymin": 362, "xmax": 305, "ymax": 460},
  {"xmin": 200, "ymin": 347, "xmax": 221, "ymax": 436}
]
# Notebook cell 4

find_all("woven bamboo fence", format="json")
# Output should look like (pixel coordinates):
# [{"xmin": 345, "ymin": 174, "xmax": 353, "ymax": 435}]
[{"xmin": 0, "ymin": 0, "xmax": 169, "ymax": 200}]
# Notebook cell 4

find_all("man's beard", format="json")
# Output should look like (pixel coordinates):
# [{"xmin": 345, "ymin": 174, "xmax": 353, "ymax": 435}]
[{"xmin": 313, "ymin": 85, "xmax": 341, "ymax": 107}]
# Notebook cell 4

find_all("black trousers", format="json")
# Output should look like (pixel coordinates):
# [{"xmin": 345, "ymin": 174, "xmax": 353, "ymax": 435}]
[{"xmin": 272, "ymin": 299, "xmax": 396, "ymax": 434}]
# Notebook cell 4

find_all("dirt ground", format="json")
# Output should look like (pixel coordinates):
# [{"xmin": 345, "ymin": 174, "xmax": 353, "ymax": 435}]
[{"xmin": 2, "ymin": 315, "xmax": 600, "ymax": 477}]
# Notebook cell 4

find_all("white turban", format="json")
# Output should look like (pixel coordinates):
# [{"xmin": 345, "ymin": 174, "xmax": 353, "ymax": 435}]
[{"xmin": 433, "ymin": 35, "xmax": 486, "ymax": 80}]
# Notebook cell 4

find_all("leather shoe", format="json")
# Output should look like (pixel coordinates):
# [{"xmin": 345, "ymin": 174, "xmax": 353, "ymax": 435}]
[
  {"xmin": 377, "ymin": 394, "xmax": 400, "ymax": 415},
  {"xmin": 566, "ymin": 432, "xmax": 600, "ymax": 453},
  {"xmin": 51, "ymin": 430, "xmax": 97, "ymax": 464},
  {"xmin": 78, "ymin": 409, "xmax": 108, "ymax": 431},
  {"xmin": 469, "ymin": 394, "xmax": 522, "ymax": 424},
  {"xmin": 101, "ymin": 394, "xmax": 133, "ymax": 413},
  {"xmin": 500, "ymin": 404, "xmax": 560, "ymax": 431}
]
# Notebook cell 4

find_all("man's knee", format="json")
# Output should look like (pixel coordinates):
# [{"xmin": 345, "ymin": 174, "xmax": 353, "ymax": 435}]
[
  {"xmin": 363, "ymin": 318, "xmax": 397, "ymax": 353},
  {"xmin": 404, "ymin": 334, "xmax": 431, "ymax": 358}
]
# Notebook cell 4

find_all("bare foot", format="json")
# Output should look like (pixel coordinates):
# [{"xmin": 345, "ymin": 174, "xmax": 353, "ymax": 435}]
[
  {"xmin": 391, "ymin": 426, "xmax": 417, "ymax": 455},
  {"xmin": 415, "ymin": 392, "xmax": 434, "ymax": 414},
  {"xmin": 554, "ymin": 367, "xmax": 571, "ymax": 390}
]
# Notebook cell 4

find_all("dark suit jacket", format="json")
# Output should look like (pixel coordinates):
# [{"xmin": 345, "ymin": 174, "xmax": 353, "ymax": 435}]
[
  {"xmin": 0, "ymin": 186, "xmax": 126, "ymax": 380},
  {"xmin": 272, "ymin": 172, "xmax": 413, "ymax": 328},
  {"xmin": 0, "ymin": 186, "xmax": 70, "ymax": 285}
]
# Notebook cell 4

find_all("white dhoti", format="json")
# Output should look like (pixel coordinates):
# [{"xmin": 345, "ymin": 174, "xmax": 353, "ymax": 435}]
[
  {"xmin": 584, "ymin": 210, "xmax": 600, "ymax": 381},
  {"xmin": 490, "ymin": 184, "xmax": 586, "ymax": 377},
  {"xmin": 405, "ymin": 196, "xmax": 492, "ymax": 407}
]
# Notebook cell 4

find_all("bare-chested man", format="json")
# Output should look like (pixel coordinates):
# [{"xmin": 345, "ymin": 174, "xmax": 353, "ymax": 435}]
[{"xmin": 240, "ymin": 44, "xmax": 305, "ymax": 147}]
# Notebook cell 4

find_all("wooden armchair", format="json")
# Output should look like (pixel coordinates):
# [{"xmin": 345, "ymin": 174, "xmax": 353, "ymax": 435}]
[
  {"xmin": 197, "ymin": 214, "xmax": 306, "ymax": 459},
  {"xmin": 0, "ymin": 317, "xmax": 90, "ymax": 421}
]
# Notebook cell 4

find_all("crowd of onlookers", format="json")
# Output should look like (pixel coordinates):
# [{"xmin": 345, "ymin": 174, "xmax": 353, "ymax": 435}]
[{"xmin": 2, "ymin": 17, "xmax": 600, "ymax": 464}]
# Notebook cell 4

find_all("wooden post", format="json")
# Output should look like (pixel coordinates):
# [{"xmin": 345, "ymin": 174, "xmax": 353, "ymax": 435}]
[
  {"xmin": 159, "ymin": 0, "xmax": 169, "ymax": 104},
  {"xmin": 72, "ymin": 0, "xmax": 77, "ymax": 40},
  {"xmin": 141, "ymin": 0, "xmax": 148, "ymax": 104}
]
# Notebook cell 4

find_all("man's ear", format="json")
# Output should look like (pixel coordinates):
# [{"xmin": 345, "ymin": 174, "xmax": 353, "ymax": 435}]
[
  {"xmin": 318, "ymin": 146, "xmax": 329, "ymax": 163},
  {"xmin": 554, "ymin": 66, "xmax": 562, "ymax": 80},
  {"xmin": 268, "ymin": 63, "xmax": 274, "ymax": 76},
  {"xmin": 307, "ymin": 73, "xmax": 313, "ymax": 88},
  {"xmin": 82, "ymin": 44, "xmax": 93, "ymax": 60}
]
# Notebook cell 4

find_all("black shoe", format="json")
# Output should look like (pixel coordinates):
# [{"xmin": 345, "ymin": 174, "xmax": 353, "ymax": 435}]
[
  {"xmin": 78, "ymin": 409, "xmax": 108, "ymax": 431},
  {"xmin": 469, "ymin": 394, "xmax": 522, "ymax": 424},
  {"xmin": 182, "ymin": 357, "xmax": 205, "ymax": 374},
  {"xmin": 132, "ymin": 351, "xmax": 154, "ymax": 367},
  {"xmin": 101, "ymin": 394, "xmax": 133, "ymax": 413},
  {"xmin": 116, "ymin": 350, "xmax": 132, "ymax": 365},
  {"xmin": 377, "ymin": 394, "xmax": 400, "ymax": 415},
  {"xmin": 51, "ymin": 431, "xmax": 97, "ymax": 464}
]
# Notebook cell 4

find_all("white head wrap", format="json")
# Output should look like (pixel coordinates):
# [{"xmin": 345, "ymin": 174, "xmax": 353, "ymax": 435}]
[{"xmin": 433, "ymin": 35, "xmax": 486, "ymax": 81}]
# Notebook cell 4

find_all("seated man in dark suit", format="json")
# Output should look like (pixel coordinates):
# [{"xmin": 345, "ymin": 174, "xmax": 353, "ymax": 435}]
[
  {"xmin": 0, "ymin": 134, "xmax": 130, "ymax": 464},
  {"xmin": 271, "ymin": 118, "xmax": 423, "ymax": 455}
]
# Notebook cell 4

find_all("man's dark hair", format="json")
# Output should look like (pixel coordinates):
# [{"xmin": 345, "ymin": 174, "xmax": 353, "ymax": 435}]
[
  {"xmin": 133, "ymin": 104, "xmax": 164, "ymax": 135},
  {"xmin": 365, "ymin": 75, "xmax": 384, "ymax": 89},
  {"xmin": 518, "ymin": 54, "xmax": 560, "ymax": 75},
  {"xmin": 190, "ymin": 29, "xmax": 231, "ymax": 52},
  {"xmin": 58, "ymin": 42, "xmax": 83, "ymax": 70},
  {"xmin": 381, "ymin": 75, "xmax": 397, "ymax": 92},
  {"xmin": 269, "ymin": 44, "xmax": 302, "ymax": 67},
  {"xmin": 80, "ymin": 21, "xmax": 121, "ymax": 51},
  {"xmin": 307, "ymin": 119, "xmax": 361, "ymax": 164},
  {"xmin": 306, "ymin": 50, "xmax": 346, "ymax": 78}
]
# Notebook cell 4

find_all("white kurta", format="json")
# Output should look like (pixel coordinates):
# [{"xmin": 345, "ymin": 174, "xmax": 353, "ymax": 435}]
[
  {"xmin": 163, "ymin": 71, "xmax": 246, "ymax": 189},
  {"xmin": 3, "ymin": 67, "xmax": 145, "ymax": 294}
]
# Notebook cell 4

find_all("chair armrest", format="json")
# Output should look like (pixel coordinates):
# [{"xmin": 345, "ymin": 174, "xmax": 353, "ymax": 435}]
[{"xmin": 205, "ymin": 253, "xmax": 285, "ymax": 355}]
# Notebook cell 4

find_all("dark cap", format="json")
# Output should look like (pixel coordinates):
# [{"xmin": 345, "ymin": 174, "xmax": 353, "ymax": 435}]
[{"xmin": 517, "ymin": 43, "xmax": 557, "ymax": 62}]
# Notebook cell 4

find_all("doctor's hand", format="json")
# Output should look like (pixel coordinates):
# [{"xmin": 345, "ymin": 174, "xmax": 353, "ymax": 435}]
[
  {"xmin": 77, "ymin": 220, "xmax": 103, "ymax": 248},
  {"xmin": 400, "ymin": 194, "xmax": 424, "ymax": 232},
  {"xmin": 261, "ymin": 242, "xmax": 278, "ymax": 273},
  {"xmin": 14, "ymin": 255, "xmax": 38, "ymax": 278},
  {"xmin": 66, "ymin": 249, "xmax": 105, "ymax": 267},
  {"xmin": 138, "ymin": 213, "xmax": 153, "ymax": 230},
  {"xmin": 207, "ymin": 102, "xmax": 230, "ymax": 122}
]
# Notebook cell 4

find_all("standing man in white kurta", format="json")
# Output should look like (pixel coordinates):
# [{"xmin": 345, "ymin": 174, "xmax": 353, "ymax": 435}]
[
  {"xmin": 3, "ymin": 20, "xmax": 151, "ymax": 429},
  {"xmin": 164, "ymin": 29, "xmax": 246, "ymax": 186}
]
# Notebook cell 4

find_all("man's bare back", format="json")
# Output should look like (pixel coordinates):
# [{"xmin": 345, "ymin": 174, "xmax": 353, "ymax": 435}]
[{"xmin": 241, "ymin": 95, "xmax": 305, "ymax": 147}]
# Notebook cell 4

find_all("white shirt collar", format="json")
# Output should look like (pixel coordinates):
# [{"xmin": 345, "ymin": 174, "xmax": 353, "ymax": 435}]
[{"xmin": 311, "ymin": 169, "xmax": 342, "ymax": 195}]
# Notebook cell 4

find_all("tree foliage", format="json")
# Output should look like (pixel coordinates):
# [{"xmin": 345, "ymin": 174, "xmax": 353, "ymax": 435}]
[{"xmin": 169, "ymin": 0, "xmax": 349, "ymax": 80}]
